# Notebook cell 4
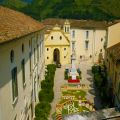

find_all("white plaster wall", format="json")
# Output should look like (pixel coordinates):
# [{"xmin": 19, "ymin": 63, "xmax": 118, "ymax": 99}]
[
  {"xmin": 70, "ymin": 28, "xmax": 106, "ymax": 64},
  {"xmin": 107, "ymin": 22, "xmax": 120, "ymax": 48},
  {"xmin": 94, "ymin": 30, "xmax": 106, "ymax": 62},
  {"xmin": 0, "ymin": 30, "xmax": 45, "ymax": 120}
]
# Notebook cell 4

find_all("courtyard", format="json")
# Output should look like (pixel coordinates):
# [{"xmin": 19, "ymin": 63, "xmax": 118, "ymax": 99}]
[{"xmin": 49, "ymin": 60, "xmax": 102, "ymax": 120}]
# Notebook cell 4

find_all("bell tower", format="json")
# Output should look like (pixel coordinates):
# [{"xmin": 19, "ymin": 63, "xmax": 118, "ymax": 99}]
[{"xmin": 63, "ymin": 19, "xmax": 70, "ymax": 33}]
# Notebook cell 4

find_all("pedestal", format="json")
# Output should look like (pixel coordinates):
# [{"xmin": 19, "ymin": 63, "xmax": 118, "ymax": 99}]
[{"xmin": 68, "ymin": 54, "xmax": 80, "ymax": 83}]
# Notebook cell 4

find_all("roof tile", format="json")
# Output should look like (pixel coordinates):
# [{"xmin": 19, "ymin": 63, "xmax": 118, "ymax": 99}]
[
  {"xmin": 0, "ymin": 6, "xmax": 44, "ymax": 44},
  {"xmin": 42, "ymin": 18, "xmax": 113, "ymax": 29}
]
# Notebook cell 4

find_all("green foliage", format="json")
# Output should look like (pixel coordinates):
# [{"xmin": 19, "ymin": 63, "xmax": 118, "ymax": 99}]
[
  {"xmin": 41, "ymin": 80, "xmax": 53, "ymax": 89},
  {"xmin": 64, "ymin": 70, "xmax": 68, "ymax": 80},
  {"xmin": 92, "ymin": 64, "xmax": 113, "ymax": 108},
  {"xmin": 94, "ymin": 73, "xmax": 102, "ymax": 88},
  {"xmin": 39, "ymin": 89, "xmax": 54, "ymax": 102},
  {"xmin": 1, "ymin": 0, "xmax": 120, "ymax": 21},
  {"xmin": 1, "ymin": 0, "xmax": 27, "ymax": 10},
  {"xmin": 35, "ymin": 102, "xmax": 51, "ymax": 120},
  {"xmin": 35, "ymin": 64, "xmax": 56, "ymax": 119},
  {"xmin": 92, "ymin": 65, "xmax": 101, "ymax": 74},
  {"xmin": 77, "ymin": 68, "xmax": 81, "ymax": 75}
]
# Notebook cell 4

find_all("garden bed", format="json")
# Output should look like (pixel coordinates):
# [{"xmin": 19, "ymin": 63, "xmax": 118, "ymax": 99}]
[{"xmin": 55, "ymin": 84, "xmax": 95, "ymax": 119}]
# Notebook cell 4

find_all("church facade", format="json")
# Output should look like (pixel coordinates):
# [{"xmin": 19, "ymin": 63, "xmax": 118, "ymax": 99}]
[
  {"xmin": 44, "ymin": 21, "xmax": 71, "ymax": 65},
  {"xmin": 43, "ymin": 18, "xmax": 109, "ymax": 65}
]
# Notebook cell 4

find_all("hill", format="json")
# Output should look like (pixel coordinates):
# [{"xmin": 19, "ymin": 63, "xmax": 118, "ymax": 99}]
[
  {"xmin": 1, "ymin": 0, "xmax": 27, "ymax": 9},
  {"xmin": 0, "ymin": 0, "xmax": 120, "ymax": 21}
]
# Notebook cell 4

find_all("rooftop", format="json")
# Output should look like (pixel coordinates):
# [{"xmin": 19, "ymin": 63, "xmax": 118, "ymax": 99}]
[
  {"xmin": 42, "ymin": 18, "xmax": 114, "ymax": 29},
  {"xmin": 63, "ymin": 108, "xmax": 120, "ymax": 120},
  {"xmin": 0, "ymin": 6, "xmax": 44, "ymax": 44}
]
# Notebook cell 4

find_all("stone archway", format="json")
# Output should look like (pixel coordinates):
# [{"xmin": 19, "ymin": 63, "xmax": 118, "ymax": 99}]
[{"xmin": 53, "ymin": 48, "xmax": 60, "ymax": 64}]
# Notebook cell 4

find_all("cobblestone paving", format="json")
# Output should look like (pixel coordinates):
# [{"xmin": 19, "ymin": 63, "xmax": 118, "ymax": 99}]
[
  {"xmin": 49, "ymin": 60, "xmax": 102, "ymax": 120},
  {"xmin": 79, "ymin": 60, "xmax": 102, "ymax": 109}
]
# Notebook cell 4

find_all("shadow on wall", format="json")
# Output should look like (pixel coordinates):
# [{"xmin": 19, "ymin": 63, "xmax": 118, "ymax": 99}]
[
  {"xmin": 87, "ymin": 77, "xmax": 93, "ymax": 82},
  {"xmin": 87, "ymin": 70, "xmax": 93, "ymax": 76}
]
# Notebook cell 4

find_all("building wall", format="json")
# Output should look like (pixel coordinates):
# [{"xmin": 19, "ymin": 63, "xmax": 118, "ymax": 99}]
[
  {"xmin": 70, "ymin": 28, "xmax": 106, "ymax": 64},
  {"xmin": 105, "ymin": 22, "xmax": 120, "ymax": 105},
  {"xmin": 45, "ymin": 26, "xmax": 71, "ymax": 65},
  {"xmin": 106, "ymin": 51, "xmax": 120, "ymax": 105},
  {"xmin": 0, "ymin": 30, "xmax": 45, "ymax": 120},
  {"xmin": 107, "ymin": 22, "xmax": 120, "ymax": 48}
]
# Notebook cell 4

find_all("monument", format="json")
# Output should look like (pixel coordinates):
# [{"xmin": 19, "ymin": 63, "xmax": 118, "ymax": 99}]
[{"xmin": 68, "ymin": 50, "xmax": 80, "ymax": 83}]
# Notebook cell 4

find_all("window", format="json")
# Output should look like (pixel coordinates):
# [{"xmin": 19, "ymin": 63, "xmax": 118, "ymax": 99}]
[
  {"xmin": 47, "ymin": 48, "xmax": 49, "ymax": 51},
  {"xmin": 86, "ymin": 31, "xmax": 89, "ymax": 39},
  {"xmin": 29, "ymin": 40, "xmax": 31, "ymax": 48},
  {"xmin": 90, "ymin": 55, "xmax": 92, "ymax": 58},
  {"xmin": 60, "ymin": 36, "xmax": 62, "ymax": 40},
  {"xmin": 64, "ymin": 48, "xmax": 66, "ymax": 51},
  {"xmin": 101, "ymin": 38, "xmax": 103, "ymax": 42},
  {"xmin": 27, "ymin": 116, "xmax": 29, "ymax": 120},
  {"xmin": 10, "ymin": 50, "xmax": 14, "ymax": 63},
  {"xmin": 72, "ymin": 30, "xmax": 75, "ymax": 38},
  {"xmin": 65, "ymin": 27, "xmax": 66, "ymax": 32},
  {"xmin": 14, "ymin": 115, "xmax": 17, "ymax": 120},
  {"xmin": 29, "ymin": 52, "xmax": 32, "ymax": 72},
  {"xmin": 37, "ymin": 44, "xmax": 39, "ymax": 61},
  {"xmin": 64, "ymin": 56, "xmax": 66, "ymax": 59},
  {"xmin": 85, "ymin": 41, "xmax": 89, "ymax": 50},
  {"xmin": 21, "ymin": 59, "xmax": 26, "ymax": 87},
  {"xmin": 67, "ymin": 27, "xmax": 69, "ymax": 32},
  {"xmin": 47, "ymin": 57, "xmax": 49, "ymax": 59},
  {"xmin": 40, "ymin": 42, "xmax": 41, "ymax": 57},
  {"xmin": 34, "ymin": 48, "xmax": 36, "ymax": 64},
  {"xmin": 51, "ymin": 36, "xmax": 53, "ymax": 40},
  {"xmin": 22, "ymin": 44, "xmax": 24, "ymax": 53},
  {"xmin": 11, "ymin": 67, "xmax": 18, "ymax": 102},
  {"xmin": 72, "ymin": 42, "xmax": 75, "ymax": 51}
]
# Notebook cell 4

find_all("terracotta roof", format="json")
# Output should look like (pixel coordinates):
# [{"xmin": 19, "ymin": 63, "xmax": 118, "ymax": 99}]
[
  {"xmin": 0, "ymin": 6, "xmax": 44, "ymax": 44},
  {"xmin": 107, "ymin": 42, "xmax": 120, "ymax": 62},
  {"xmin": 42, "ymin": 18, "xmax": 112, "ymax": 29}
]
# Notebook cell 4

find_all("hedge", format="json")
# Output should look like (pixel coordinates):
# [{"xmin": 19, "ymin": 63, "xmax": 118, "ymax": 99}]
[
  {"xmin": 92, "ymin": 64, "xmax": 113, "ymax": 108},
  {"xmin": 35, "ymin": 64, "xmax": 56, "ymax": 120},
  {"xmin": 39, "ymin": 89, "xmax": 54, "ymax": 102},
  {"xmin": 35, "ymin": 102, "xmax": 51, "ymax": 117}
]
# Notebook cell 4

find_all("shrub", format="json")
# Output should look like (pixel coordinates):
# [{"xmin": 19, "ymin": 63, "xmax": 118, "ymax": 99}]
[
  {"xmin": 64, "ymin": 70, "xmax": 68, "ymax": 79},
  {"xmin": 92, "ymin": 65, "xmax": 99, "ymax": 74},
  {"xmin": 77, "ymin": 68, "xmax": 81, "ymax": 75},
  {"xmin": 35, "ymin": 64, "xmax": 56, "ymax": 119},
  {"xmin": 94, "ymin": 73, "xmax": 103, "ymax": 88},
  {"xmin": 34, "ymin": 117, "xmax": 48, "ymax": 120},
  {"xmin": 41, "ymin": 80, "xmax": 53, "ymax": 89},
  {"xmin": 68, "ymin": 76, "xmax": 72, "ymax": 79},
  {"xmin": 76, "ymin": 76, "xmax": 80, "ymax": 79},
  {"xmin": 39, "ymin": 89, "xmax": 54, "ymax": 102},
  {"xmin": 35, "ymin": 102, "xmax": 51, "ymax": 119}
]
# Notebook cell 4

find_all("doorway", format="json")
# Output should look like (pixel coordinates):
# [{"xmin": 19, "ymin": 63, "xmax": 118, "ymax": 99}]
[{"xmin": 53, "ymin": 48, "xmax": 60, "ymax": 63}]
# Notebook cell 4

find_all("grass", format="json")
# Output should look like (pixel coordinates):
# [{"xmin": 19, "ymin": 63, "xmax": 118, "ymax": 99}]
[{"xmin": 62, "ymin": 90, "xmax": 86, "ymax": 98}]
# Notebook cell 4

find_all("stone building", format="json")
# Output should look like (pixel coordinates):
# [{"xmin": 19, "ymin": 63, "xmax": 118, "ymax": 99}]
[
  {"xmin": 106, "ymin": 43, "xmax": 120, "ymax": 106},
  {"xmin": 105, "ymin": 22, "xmax": 120, "ymax": 106},
  {"xmin": 0, "ymin": 6, "xmax": 45, "ymax": 120},
  {"xmin": 43, "ymin": 18, "xmax": 109, "ymax": 65},
  {"xmin": 44, "ymin": 21, "xmax": 71, "ymax": 65}
]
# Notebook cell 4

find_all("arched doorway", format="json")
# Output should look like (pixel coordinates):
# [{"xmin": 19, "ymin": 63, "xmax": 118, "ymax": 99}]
[{"xmin": 53, "ymin": 48, "xmax": 60, "ymax": 64}]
